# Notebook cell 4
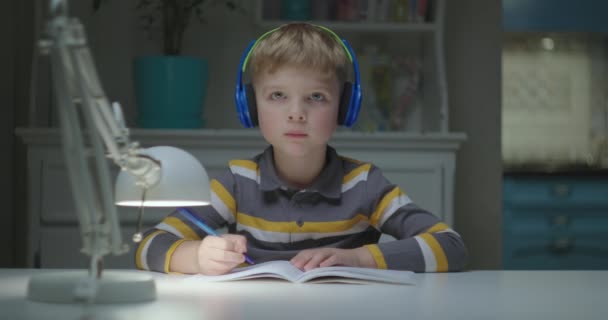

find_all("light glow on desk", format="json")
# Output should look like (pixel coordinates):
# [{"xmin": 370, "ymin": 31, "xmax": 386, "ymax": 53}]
[
  {"xmin": 27, "ymin": 271, "xmax": 155, "ymax": 304},
  {"xmin": 3, "ymin": 269, "xmax": 607, "ymax": 320}
]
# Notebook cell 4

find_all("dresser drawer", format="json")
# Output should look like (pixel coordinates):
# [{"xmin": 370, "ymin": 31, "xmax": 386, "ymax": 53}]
[
  {"xmin": 503, "ymin": 233, "xmax": 608, "ymax": 270},
  {"xmin": 503, "ymin": 174, "xmax": 608, "ymax": 269},
  {"xmin": 504, "ymin": 207, "xmax": 608, "ymax": 235},
  {"xmin": 503, "ymin": 176, "xmax": 608, "ymax": 208}
]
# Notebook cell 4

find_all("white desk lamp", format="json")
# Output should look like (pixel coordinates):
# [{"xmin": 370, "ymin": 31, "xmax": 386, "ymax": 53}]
[{"xmin": 27, "ymin": 0, "xmax": 210, "ymax": 304}]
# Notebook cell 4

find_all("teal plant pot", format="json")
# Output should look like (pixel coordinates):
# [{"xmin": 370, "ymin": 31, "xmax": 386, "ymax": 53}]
[
  {"xmin": 281, "ymin": 0, "xmax": 311, "ymax": 20},
  {"xmin": 134, "ymin": 56, "xmax": 208, "ymax": 128}
]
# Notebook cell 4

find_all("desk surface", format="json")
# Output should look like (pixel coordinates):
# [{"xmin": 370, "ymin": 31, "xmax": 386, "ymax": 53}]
[{"xmin": 1, "ymin": 269, "xmax": 606, "ymax": 320}]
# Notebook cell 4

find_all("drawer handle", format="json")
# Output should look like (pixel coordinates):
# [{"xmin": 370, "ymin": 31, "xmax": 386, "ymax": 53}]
[
  {"xmin": 549, "ymin": 237, "xmax": 573, "ymax": 254},
  {"xmin": 551, "ymin": 184, "xmax": 571, "ymax": 198},
  {"xmin": 552, "ymin": 215, "xmax": 569, "ymax": 226}
]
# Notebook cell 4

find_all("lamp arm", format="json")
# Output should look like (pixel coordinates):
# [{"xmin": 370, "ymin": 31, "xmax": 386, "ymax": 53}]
[
  {"xmin": 40, "ymin": 0, "xmax": 161, "ymax": 300},
  {"xmin": 45, "ymin": 1, "xmax": 161, "ymax": 184},
  {"xmin": 70, "ymin": 44, "xmax": 162, "ymax": 187}
]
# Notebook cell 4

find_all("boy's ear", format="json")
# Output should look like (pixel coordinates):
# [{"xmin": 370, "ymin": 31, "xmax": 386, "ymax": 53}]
[
  {"xmin": 338, "ymin": 82, "xmax": 353, "ymax": 125},
  {"xmin": 246, "ymin": 84, "xmax": 259, "ymax": 126}
]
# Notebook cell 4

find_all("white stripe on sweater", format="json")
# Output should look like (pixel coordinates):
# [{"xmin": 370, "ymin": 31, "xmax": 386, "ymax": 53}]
[{"xmin": 415, "ymin": 235, "xmax": 437, "ymax": 272}]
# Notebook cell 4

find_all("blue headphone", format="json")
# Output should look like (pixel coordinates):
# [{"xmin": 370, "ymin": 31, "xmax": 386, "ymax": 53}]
[{"xmin": 234, "ymin": 25, "xmax": 362, "ymax": 128}]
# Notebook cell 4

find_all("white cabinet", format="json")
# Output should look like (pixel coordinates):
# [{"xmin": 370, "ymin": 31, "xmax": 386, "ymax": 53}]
[
  {"xmin": 17, "ymin": 128, "xmax": 464, "ymax": 268},
  {"xmin": 255, "ymin": 0, "xmax": 449, "ymax": 133}
]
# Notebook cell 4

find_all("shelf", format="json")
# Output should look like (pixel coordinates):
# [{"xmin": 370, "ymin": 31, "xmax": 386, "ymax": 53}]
[
  {"xmin": 252, "ymin": 0, "xmax": 450, "ymax": 134},
  {"xmin": 255, "ymin": 21, "xmax": 437, "ymax": 33}
]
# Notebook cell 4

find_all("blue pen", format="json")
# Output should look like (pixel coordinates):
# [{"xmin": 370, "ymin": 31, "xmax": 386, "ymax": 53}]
[{"xmin": 177, "ymin": 207, "xmax": 255, "ymax": 265}]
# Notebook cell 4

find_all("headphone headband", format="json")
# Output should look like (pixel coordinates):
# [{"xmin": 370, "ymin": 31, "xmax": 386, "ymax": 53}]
[
  {"xmin": 235, "ymin": 24, "xmax": 362, "ymax": 128},
  {"xmin": 241, "ymin": 24, "xmax": 354, "ymax": 73}
]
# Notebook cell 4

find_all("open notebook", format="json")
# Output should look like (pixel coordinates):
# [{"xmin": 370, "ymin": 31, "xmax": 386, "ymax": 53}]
[{"xmin": 187, "ymin": 260, "xmax": 415, "ymax": 284}]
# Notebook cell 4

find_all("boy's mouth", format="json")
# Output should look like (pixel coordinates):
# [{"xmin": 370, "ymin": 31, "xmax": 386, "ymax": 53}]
[{"xmin": 285, "ymin": 131, "xmax": 308, "ymax": 138}]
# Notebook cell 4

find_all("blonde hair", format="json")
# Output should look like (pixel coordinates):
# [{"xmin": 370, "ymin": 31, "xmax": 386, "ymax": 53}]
[{"xmin": 248, "ymin": 23, "xmax": 350, "ymax": 84}]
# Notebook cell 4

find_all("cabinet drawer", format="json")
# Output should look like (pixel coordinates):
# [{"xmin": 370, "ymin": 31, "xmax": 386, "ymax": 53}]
[
  {"xmin": 503, "ymin": 233, "xmax": 608, "ymax": 270},
  {"xmin": 504, "ymin": 207, "xmax": 608, "ymax": 235},
  {"xmin": 503, "ymin": 175, "xmax": 608, "ymax": 269},
  {"xmin": 503, "ymin": 176, "xmax": 608, "ymax": 208}
]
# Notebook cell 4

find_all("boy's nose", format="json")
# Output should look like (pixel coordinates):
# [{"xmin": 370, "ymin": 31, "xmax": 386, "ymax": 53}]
[{"xmin": 287, "ymin": 101, "xmax": 306, "ymax": 122}]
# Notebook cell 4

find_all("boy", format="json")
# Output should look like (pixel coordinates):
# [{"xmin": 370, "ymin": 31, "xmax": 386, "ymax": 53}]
[{"xmin": 135, "ymin": 23, "xmax": 467, "ymax": 275}]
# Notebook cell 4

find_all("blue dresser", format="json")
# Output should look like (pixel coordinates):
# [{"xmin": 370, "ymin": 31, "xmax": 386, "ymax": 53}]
[{"xmin": 503, "ymin": 173, "xmax": 608, "ymax": 269}]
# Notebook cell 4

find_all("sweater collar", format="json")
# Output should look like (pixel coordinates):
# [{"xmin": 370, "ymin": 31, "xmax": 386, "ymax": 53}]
[{"xmin": 258, "ymin": 145, "xmax": 342, "ymax": 199}]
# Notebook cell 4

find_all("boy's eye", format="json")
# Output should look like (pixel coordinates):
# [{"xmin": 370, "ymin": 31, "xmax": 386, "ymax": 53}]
[
  {"xmin": 270, "ymin": 91, "xmax": 285, "ymax": 100},
  {"xmin": 309, "ymin": 93, "xmax": 326, "ymax": 102}
]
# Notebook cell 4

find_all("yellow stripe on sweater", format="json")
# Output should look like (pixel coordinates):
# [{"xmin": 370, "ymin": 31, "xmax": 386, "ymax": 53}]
[
  {"xmin": 370, "ymin": 187, "xmax": 403, "ymax": 227},
  {"xmin": 229, "ymin": 159, "xmax": 259, "ymax": 172},
  {"xmin": 164, "ymin": 216, "xmax": 201, "ymax": 240},
  {"xmin": 237, "ymin": 213, "xmax": 370, "ymax": 233},
  {"xmin": 342, "ymin": 163, "xmax": 371, "ymax": 185},
  {"xmin": 365, "ymin": 244, "xmax": 387, "ymax": 269},
  {"xmin": 211, "ymin": 179, "xmax": 236, "ymax": 216},
  {"xmin": 164, "ymin": 239, "xmax": 186, "ymax": 273},
  {"xmin": 419, "ymin": 233, "xmax": 448, "ymax": 272},
  {"xmin": 426, "ymin": 222, "xmax": 449, "ymax": 233}
]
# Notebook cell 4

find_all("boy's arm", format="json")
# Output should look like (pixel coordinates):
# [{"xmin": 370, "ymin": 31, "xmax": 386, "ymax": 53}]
[
  {"xmin": 364, "ymin": 166, "xmax": 468, "ymax": 272},
  {"xmin": 167, "ymin": 239, "xmax": 202, "ymax": 274},
  {"xmin": 135, "ymin": 171, "xmax": 238, "ymax": 273},
  {"xmin": 169, "ymin": 234, "xmax": 248, "ymax": 275},
  {"xmin": 134, "ymin": 206, "xmax": 227, "ymax": 273}
]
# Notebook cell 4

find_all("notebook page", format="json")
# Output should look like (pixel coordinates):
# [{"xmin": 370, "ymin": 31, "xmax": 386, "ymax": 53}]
[
  {"xmin": 296, "ymin": 266, "xmax": 415, "ymax": 284},
  {"xmin": 188, "ymin": 260, "xmax": 304, "ymax": 282}
]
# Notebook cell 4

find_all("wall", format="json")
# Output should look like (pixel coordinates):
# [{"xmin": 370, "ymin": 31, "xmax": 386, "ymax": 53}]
[
  {"xmin": 446, "ymin": 0, "xmax": 503, "ymax": 269},
  {"xmin": 4, "ymin": 0, "xmax": 503, "ymax": 269},
  {"xmin": 0, "ymin": 0, "xmax": 16, "ymax": 267},
  {"xmin": 31, "ymin": 0, "xmax": 262, "ymax": 129},
  {"xmin": 1, "ymin": 0, "xmax": 34, "ymax": 267}
]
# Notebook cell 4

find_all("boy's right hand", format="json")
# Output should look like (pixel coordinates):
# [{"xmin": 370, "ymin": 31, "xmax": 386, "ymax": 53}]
[{"xmin": 196, "ymin": 234, "xmax": 248, "ymax": 275}]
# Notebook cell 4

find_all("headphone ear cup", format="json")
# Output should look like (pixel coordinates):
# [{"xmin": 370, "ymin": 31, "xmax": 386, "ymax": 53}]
[
  {"xmin": 338, "ymin": 82, "xmax": 353, "ymax": 125},
  {"xmin": 245, "ymin": 84, "xmax": 258, "ymax": 127}
]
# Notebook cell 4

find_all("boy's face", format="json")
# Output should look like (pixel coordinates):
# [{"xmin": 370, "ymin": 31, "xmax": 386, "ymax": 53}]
[{"xmin": 254, "ymin": 65, "xmax": 340, "ymax": 158}]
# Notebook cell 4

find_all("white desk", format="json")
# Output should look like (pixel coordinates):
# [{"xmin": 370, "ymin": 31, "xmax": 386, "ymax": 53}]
[{"xmin": 0, "ymin": 269, "xmax": 606, "ymax": 320}]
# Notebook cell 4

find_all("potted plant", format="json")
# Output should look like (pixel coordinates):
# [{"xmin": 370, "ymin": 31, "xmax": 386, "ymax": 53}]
[{"xmin": 94, "ymin": 0, "xmax": 244, "ymax": 128}]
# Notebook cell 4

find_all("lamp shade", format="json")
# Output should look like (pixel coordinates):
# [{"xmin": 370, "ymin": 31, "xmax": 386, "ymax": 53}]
[{"xmin": 115, "ymin": 146, "xmax": 210, "ymax": 207}]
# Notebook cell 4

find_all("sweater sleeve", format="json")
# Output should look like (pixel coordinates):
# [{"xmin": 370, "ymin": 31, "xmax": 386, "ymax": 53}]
[
  {"xmin": 134, "ymin": 168, "xmax": 237, "ymax": 273},
  {"xmin": 363, "ymin": 165, "xmax": 468, "ymax": 272}
]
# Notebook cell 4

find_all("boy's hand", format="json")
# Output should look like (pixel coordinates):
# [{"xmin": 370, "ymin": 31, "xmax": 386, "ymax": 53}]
[
  {"xmin": 290, "ymin": 247, "xmax": 377, "ymax": 271},
  {"xmin": 196, "ymin": 234, "xmax": 248, "ymax": 275}
]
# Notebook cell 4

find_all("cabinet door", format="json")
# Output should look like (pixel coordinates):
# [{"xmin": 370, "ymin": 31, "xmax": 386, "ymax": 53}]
[
  {"xmin": 39, "ymin": 226, "xmax": 153, "ymax": 269},
  {"xmin": 39, "ymin": 151, "xmax": 184, "ymax": 224},
  {"xmin": 340, "ymin": 150, "xmax": 447, "ymax": 220}
]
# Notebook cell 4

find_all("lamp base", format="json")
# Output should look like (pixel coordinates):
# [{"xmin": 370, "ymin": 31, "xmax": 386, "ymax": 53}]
[{"xmin": 27, "ymin": 270, "xmax": 156, "ymax": 304}]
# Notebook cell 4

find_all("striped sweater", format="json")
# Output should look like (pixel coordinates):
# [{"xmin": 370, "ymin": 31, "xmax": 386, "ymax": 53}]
[{"xmin": 135, "ymin": 146, "xmax": 467, "ymax": 273}]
